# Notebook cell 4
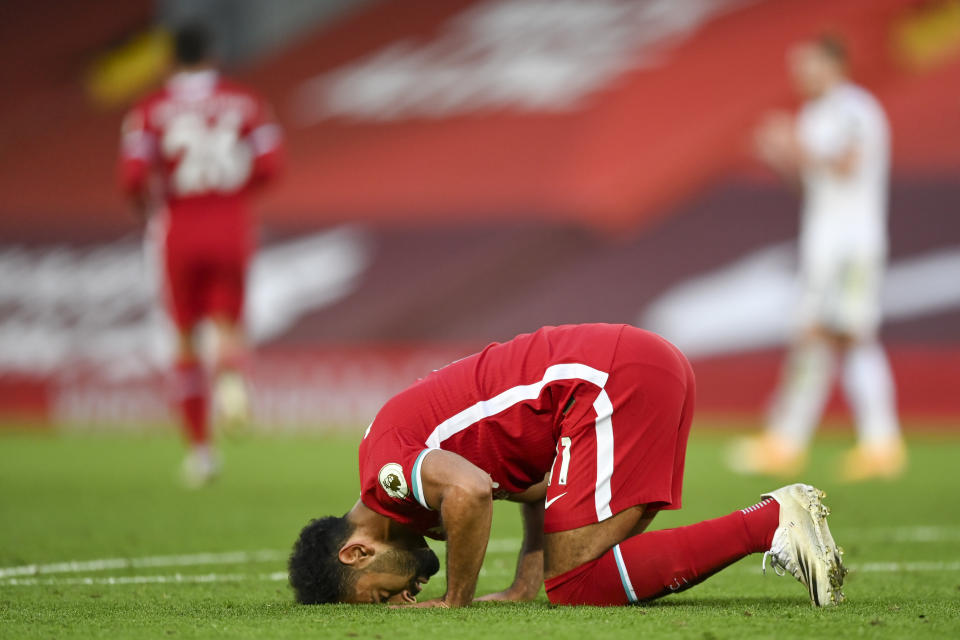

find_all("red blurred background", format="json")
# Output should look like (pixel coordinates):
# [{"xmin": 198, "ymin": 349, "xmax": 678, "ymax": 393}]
[{"xmin": 1, "ymin": 0, "xmax": 957, "ymax": 427}]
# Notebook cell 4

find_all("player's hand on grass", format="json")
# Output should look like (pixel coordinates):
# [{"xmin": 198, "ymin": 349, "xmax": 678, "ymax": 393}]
[
  {"xmin": 475, "ymin": 501, "xmax": 544, "ymax": 603},
  {"xmin": 474, "ymin": 586, "xmax": 538, "ymax": 602},
  {"xmin": 391, "ymin": 597, "xmax": 451, "ymax": 609}
]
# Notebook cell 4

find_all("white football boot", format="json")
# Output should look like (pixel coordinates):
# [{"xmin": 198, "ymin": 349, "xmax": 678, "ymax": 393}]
[
  {"xmin": 761, "ymin": 483, "xmax": 847, "ymax": 606},
  {"xmin": 180, "ymin": 446, "xmax": 221, "ymax": 489}
]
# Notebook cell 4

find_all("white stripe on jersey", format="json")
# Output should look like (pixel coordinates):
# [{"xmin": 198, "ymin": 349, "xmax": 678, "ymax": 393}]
[
  {"xmin": 423, "ymin": 362, "xmax": 615, "ymax": 521},
  {"xmin": 593, "ymin": 389, "xmax": 615, "ymax": 520}
]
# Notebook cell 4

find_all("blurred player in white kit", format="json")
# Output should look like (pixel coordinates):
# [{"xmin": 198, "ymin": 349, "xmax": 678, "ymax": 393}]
[{"xmin": 731, "ymin": 34, "xmax": 905, "ymax": 481}]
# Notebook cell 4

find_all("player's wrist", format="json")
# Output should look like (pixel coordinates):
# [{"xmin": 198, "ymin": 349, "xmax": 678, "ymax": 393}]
[
  {"xmin": 442, "ymin": 584, "xmax": 479, "ymax": 607},
  {"xmin": 507, "ymin": 581, "xmax": 540, "ymax": 601}
]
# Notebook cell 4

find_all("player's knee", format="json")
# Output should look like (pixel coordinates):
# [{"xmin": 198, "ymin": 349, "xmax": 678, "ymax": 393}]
[
  {"xmin": 545, "ymin": 550, "xmax": 627, "ymax": 606},
  {"xmin": 175, "ymin": 333, "xmax": 199, "ymax": 361}
]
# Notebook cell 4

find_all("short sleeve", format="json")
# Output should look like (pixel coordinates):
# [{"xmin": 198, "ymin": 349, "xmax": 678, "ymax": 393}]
[
  {"xmin": 118, "ymin": 103, "xmax": 157, "ymax": 195},
  {"xmin": 368, "ymin": 437, "xmax": 430, "ymax": 508},
  {"xmin": 408, "ymin": 448, "xmax": 437, "ymax": 509},
  {"xmin": 244, "ymin": 95, "xmax": 283, "ymax": 185},
  {"xmin": 359, "ymin": 428, "xmax": 443, "ymax": 536},
  {"xmin": 119, "ymin": 105, "xmax": 157, "ymax": 163},
  {"xmin": 246, "ymin": 98, "xmax": 283, "ymax": 158}
]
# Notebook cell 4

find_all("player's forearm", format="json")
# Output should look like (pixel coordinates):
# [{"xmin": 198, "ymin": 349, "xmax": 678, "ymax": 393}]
[
  {"xmin": 798, "ymin": 144, "xmax": 858, "ymax": 179},
  {"xmin": 119, "ymin": 161, "xmax": 149, "ymax": 201},
  {"xmin": 510, "ymin": 502, "xmax": 545, "ymax": 598},
  {"xmin": 767, "ymin": 155, "xmax": 802, "ymax": 185},
  {"xmin": 439, "ymin": 487, "xmax": 493, "ymax": 607},
  {"xmin": 248, "ymin": 122, "xmax": 284, "ymax": 188},
  {"xmin": 250, "ymin": 149, "xmax": 283, "ymax": 187},
  {"xmin": 126, "ymin": 192, "xmax": 151, "ymax": 221}
]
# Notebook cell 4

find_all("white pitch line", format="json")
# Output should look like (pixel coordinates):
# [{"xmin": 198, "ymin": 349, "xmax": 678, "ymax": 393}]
[
  {"xmin": 0, "ymin": 549, "xmax": 286, "ymax": 579},
  {"xmin": 855, "ymin": 561, "xmax": 960, "ymax": 573},
  {"xmin": 465, "ymin": 529, "xmax": 960, "ymax": 549},
  {"xmin": 2, "ymin": 525, "xmax": 959, "ymax": 584},
  {"xmin": 845, "ymin": 526, "xmax": 960, "ymax": 543},
  {"xmin": 1, "ymin": 572, "xmax": 288, "ymax": 587},
  {"xmin": 0, "ymin": 543, "xmax": 522, "ymax": 580},
  {"xmin": 2, "ymin": 561, "xmax": 960, "ymax": 588},
  {"xmin": 741, "ymin": 561, "xmax": 960, "ymax": 575}
]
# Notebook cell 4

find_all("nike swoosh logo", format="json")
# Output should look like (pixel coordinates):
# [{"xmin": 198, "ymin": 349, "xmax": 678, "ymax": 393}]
[{"xmin": 544, "ymin": 493, "xmax": 567, "ymax": 509}]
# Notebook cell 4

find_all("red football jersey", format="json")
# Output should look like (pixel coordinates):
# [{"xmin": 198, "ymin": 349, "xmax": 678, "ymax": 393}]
[
  {"xmin": 118, "ymin": 70, "xmax": 282, "ymax": 228},
  {"xmin": 359, "ymin": 324, "xmax": 626, "ymax": 539}
]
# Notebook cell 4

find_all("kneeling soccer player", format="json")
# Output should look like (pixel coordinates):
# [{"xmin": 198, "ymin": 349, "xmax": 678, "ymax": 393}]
[{"xmin": 289, "ymin": 324, "xmax": 846, "ymax": 607}]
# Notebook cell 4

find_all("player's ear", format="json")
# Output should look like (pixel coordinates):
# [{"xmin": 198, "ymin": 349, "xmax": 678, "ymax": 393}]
[{"xmin": 338, "ymin": 542, "xmax": 374, "ymax": 567}]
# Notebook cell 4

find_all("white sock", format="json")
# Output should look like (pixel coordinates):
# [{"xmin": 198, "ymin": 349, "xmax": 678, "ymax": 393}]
[
  {"xmin": 769, "ymin": 340, "xmax": 837, "ymax": 449},
  {"xmin": 190, "ymin": 443, "xmax": 211, "ymax": 461},
  {"xmin": 842, "ymin": 341, "xmax": 901, "ymax": 446}
]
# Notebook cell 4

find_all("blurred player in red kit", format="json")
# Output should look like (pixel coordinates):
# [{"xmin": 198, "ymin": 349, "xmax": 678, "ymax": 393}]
[{"xmin": 118, "ymin": 24, "xmax": 283, "ymax": 486}]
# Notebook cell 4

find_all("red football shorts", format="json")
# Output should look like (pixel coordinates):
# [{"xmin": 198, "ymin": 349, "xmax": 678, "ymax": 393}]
[
  {"xmin": 152, "ymin": 211, "xmax": 252, "ymax": 330},
  {"xmin": 541, "ymin": 327, "xmax": 695, "ymax": 535}
]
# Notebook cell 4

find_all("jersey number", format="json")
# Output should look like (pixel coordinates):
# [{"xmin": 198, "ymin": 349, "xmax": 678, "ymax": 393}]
[
  {"xmin": 162, "ymin": 111, "xmax": 252, "ymax": 195},
  {"xmin": 552, "ymin": 436, "xmax": 571, "ymax": 486}
]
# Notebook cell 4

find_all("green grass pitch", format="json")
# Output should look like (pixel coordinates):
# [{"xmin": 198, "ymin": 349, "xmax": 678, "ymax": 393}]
[{"xmin": 1, "ymin": 424, "xmax": 959, "ymax": 639}]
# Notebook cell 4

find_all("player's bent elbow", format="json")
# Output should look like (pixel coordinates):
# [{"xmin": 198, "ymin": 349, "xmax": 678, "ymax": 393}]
[{"xmin": 450, "ymin": 476, "xmax": 494, "ymax": 505}]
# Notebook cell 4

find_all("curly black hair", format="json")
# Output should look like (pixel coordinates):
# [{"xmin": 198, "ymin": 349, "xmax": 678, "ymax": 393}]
[{"xmin": 288, "ymin": 515, "xmax": 357, "ymax": 604}]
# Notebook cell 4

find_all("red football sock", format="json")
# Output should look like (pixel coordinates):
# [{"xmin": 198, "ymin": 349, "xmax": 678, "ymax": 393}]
[
  {"xmin": 546, "ymin": 499, "xmax": 780, "ymax": 606},
  {"xmin": 173, "ymin": 359, "xmax": 209, "ymax": 446}
]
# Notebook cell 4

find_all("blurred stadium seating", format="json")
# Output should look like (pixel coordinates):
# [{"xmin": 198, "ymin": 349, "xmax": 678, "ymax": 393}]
[{"xmin": 1, "ymin": 0, "xmax": 958, "ymax": 427}]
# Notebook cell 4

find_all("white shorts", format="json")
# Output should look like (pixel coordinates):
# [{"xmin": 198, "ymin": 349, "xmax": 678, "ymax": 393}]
[{"xmin": 796, "ymin": 256, "xmax": 883, "ymax": 338}]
